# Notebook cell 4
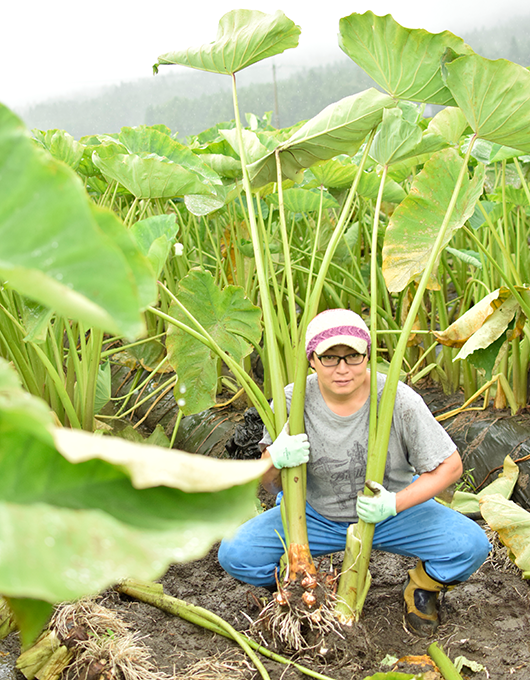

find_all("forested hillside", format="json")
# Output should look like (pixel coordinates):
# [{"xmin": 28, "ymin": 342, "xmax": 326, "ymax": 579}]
[
  {"xmin": 18, "ymin": 14, "xmax": 530, "ymax": 139},
  {"xmin": 146, "ymin": 60, "xmax": 376, "ymax": 139}
]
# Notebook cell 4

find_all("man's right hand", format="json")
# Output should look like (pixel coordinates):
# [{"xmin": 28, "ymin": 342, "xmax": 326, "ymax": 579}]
[{"xmin": 267, "ymin": 423, "xmax": 310, "ymax": 469}]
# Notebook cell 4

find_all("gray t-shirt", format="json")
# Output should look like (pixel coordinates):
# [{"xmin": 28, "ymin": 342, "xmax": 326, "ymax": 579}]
[{"xmin": 261, "ymin": 372, "xmax": 456, "ymax": 522}]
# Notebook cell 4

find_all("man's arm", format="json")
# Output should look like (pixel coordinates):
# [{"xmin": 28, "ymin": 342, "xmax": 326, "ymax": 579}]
[
  {"xmin": 395, "ymin": 449, "xmax": 463, "ymax": 513},
  {"xmin": 357, "ymin": 450, "xmax": 463, "ymax": 524}
]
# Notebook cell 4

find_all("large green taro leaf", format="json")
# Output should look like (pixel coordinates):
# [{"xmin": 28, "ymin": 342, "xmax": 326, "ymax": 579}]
[
  {"xmin": 92, "ymin": 147, "xmax": 220, "ymax": 200},
  {"xmin": 382, "ymin": 148, "xmax": 485, "ymax": 292},
  {"xmin": 166, "ymin": 269, "xmax": 262, "ymax": 415},
  {"xmin": 307, "ymin": 159, "xmax": 406, "ymax": 203},
  {"xmin": 370, "ymin": 107, "xmax": 423, "ymax": 166},
  {"xmin": 469, "ymin": 139, "xmax": 524, "ymax": 165},
  {"xmin": 0, "ymin": 358, "xmax": 269, "ymax": 642},
  {"xmin": 339, "ymin": 12, "xmax": 473, "ymax": 106},
  {"xmin": 308, "ymin": 158, "xmax": 358, "ymax": 190},
  {"xmin": 219, "ymin": 128, "xmax": 273, "ymax": 165},
  {"xmin": 384, "ymin": 132, "xmax": 449, "ymax": 184},
  {"xmin": 248, "ymin": 88, "xmax": 396, "ymax": 187},
  {"xmin": 426, "ymin": 107, "xmax": 469, "ymax": 145},
  {"xmin": 442, "ymin": 52, "xmax": 530, "ymax": 153},
  {"xmin": 92, "ymin": 205, "xmax": 156, "ymax": 310},
  {"xmin": 117, "ymin": 126, "xmax": 224, "ymax": 192},
  {"xmin": 199, "ymin": 153, "xmax": 242, "ymax": 179},
  {"xmin": 0, "ymin": 358, "xmax": 55, "ymax": 438},
  {"xmin": 266, "ymin": 188, "xmax": 339, "ymax": 213},
  {"xmin": 358, "ymin": 171, "xmax": 406, "ymax": 204},
  {"xmin": 129, "ymin": 214, "xmax": 179, "ymax": 278},
  {"xmin": 0, "ymin": 105, "xmax": 149, "ymax": 337},
  {"xmin": 154, "ymin": 10, "xmax": 300, "ymax": 75},
  {"xmin": 32, "ymin": 129, "xmax": 84, "ymax": 170},
  {"xmin": 184, "ymin": 194, "xmax": 226, "ymax": 216}
]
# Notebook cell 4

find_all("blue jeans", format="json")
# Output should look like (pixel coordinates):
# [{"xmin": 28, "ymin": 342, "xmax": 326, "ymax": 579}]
[{"xmin": 218, "ymin": 497, "xmax": 491, "ymax": 586}]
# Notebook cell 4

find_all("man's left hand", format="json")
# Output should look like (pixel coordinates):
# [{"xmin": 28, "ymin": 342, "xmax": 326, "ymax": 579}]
[{"xmin": 356, "ymin": 481, "xmax": 397, "ymax": 523}]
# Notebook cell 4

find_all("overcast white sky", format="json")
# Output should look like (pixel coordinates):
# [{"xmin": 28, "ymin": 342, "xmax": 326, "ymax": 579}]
[{"xmin": 3, "ymin": 0, "xmax": 529, "ymax": 110}]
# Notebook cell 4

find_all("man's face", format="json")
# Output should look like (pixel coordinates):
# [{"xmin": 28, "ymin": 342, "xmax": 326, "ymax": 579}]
[{"xmin": 309, "ymin": 344, "xmax": 368, "ymax": 400}]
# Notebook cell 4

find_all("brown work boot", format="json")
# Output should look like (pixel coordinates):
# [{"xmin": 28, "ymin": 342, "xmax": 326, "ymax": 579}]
[{"xmin": 403, "ymin": 561, "xmax": 448, "ymax": 636}]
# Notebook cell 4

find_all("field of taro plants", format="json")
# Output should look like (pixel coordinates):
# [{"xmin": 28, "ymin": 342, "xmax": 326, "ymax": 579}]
[{"xmin": 1, "ymin": 8, "xmax": 530, "ymax": 680}]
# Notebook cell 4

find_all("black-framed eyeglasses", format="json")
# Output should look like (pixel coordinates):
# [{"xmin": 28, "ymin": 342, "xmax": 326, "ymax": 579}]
[{"xmin": 316, "ymin": 353, "xmax": 366, "ymax": 367}]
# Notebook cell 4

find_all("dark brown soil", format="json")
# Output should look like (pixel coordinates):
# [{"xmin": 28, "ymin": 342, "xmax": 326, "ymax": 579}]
[
  {"xmin": 95, "ymin": 523, "xmax": 530, "ymax": 679},
  {"xmin": 3, "ymin": 510, "xmax": 528, "ymax": 680}
]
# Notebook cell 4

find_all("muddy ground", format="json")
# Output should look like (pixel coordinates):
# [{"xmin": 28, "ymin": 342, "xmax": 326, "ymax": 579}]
[
  {"xmin": 114, "ymin": 533, "xmax": 530, "ymax": 680},
  {"xmin": 1, "ymin": 384, "xmax": 530, "ymax": 680},
  {"xmin": 1, "ymin": 505, "xmax": 529, "ymax": 680}
]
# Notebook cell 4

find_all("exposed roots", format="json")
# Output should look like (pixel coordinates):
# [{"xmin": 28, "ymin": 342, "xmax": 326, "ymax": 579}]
[
  {"xmin": 251, "ymin": 569, "xmax": 349, "ymax": 658},
  {"xmin": 23, "ymin": 599, "xmax": 174, "ymax": 680},
  {"xmin": 257, "ymin": 590, "xmax": 341, "ymax": 654},
  {"xmin": 173, "ymin": 649, "xmax": 254, "ymax": 680},
  {"xmin": 51, "ymin": 600, "xmax": 130, "ymax": 647},
  {"xmin": 68, "ymin": 631, "xmax": 169, "ymax": 680}
]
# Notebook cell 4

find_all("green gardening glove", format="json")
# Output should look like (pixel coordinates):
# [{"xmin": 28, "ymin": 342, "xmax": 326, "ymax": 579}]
[
  {"xmin": 356, "ymin": 480, "xmax": 397, "ymax": 523},
  {"xmin": 268, "ymin": 422, "xmax": 310, "ymax": 469}
]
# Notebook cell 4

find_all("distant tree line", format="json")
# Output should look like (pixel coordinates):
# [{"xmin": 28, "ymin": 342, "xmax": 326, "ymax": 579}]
[
  {"xmin": 18, "ymin": 15, "xmax": 530, "ymax": 140},
  {"xmin": 145, "ymin": 61, "xmax": 376, "ymax": 139}
]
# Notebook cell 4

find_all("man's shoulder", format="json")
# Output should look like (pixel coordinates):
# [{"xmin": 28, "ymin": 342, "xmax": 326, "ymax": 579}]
[{"xmin": 305, "ymin": 373, "xmax": 321, "ymax": 399}]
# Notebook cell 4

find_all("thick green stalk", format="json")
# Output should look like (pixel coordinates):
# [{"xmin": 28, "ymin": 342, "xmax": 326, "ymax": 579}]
[
  {"xmin": 304, "ymin": 188, "xmax": 326, "ymax": 310},
  {"xmin": 282, "ymin": 134, "xmax": 376, "ymax": 558},
  {"xmin": 334, "ymin": 524, "xmax": 371, "ymax": 621},
  {"xmin": 286, "ymin": 134, "xmax": 378, "ymax": 440},
  {"xmin": 427, "ymin": 642, "xmax": 464, "ymax": 680},
  {"xmin": 116, "ymin": 580, "xmax": 270, "ymax": 680},
  {"xmin": 275, "ymin": 150, "xmax": 299, "ymax": 349},
  {"xmin": 304, "ymin": 131, "xmax": 376, "ymax": 325},
  {"xmin": 28, "ymin": 343, "xmax": 81, "ymax": 429},
  {"xmin": 231, "ymin": 74, "xmax": 287, "ymax": 431},
  {"xmin": 0, "ymin": 316, "xmax": 41, "ymax": 397},
  {"xmin": 257, "ymin": 198, "xmax": 291, "ymax": 385},
  {"xmin": 81, "ymin": 328, "xmax": 103, "ymax": 431},
  {"xmin": 369, "ymin": 165, "xmax": 388, "ymax": 459},
  {"xmin": 336, "ymin": 162, "xmax": 387, "ymax": 621},
  {"xmin": 116, "ymin": 580, "xmax": 336, "ymax": 680},
  {"xmin": 353, "ymin": 135, "xmax": 479, "ymax": 618},
  {"xmin": 123, "ymin": 197, "xmax": 139, "ymax": 227}
]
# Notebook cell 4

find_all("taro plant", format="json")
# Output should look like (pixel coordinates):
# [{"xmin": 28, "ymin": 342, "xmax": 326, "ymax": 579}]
[
  {"xmin": 331, "ymin": 11, "xmax": 530, "ymax": 621},
  {"xmin": 152, "ymin": 9, "xmax": 406, "ymax": 618}
]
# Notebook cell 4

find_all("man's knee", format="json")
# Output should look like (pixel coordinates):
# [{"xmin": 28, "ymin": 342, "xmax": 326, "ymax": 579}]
[
  {"xmin": 218, "ymin": 538, "xmax": 276, "ymax": 587},
  {"xmin": 439, "ymin": 522, "xmax": 492, "ymax": 582}
]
